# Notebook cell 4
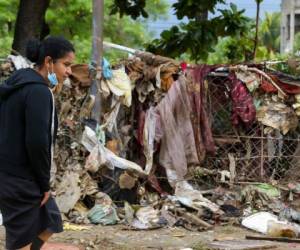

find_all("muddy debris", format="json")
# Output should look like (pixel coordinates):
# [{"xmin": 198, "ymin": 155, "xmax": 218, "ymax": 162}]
[{"xmin": 1, "ymin": 55, "xmax": 300, "ymax": 245}]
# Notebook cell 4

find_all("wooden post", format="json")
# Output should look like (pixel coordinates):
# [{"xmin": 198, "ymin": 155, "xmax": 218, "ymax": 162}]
[
  {"xmin": 90, "ymin": 0, "xmax": 104, "ymax": 124},
  {"xmin": 253, "ymin": 0, "xmax": 262, "ymax": 60}
]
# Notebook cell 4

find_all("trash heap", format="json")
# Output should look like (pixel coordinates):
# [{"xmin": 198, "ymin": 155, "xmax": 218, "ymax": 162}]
[
  {"xmin": 1, "ymin": 55, "xmax": 300, "ymax": 236},
  {"xmin": 0, "ymin": 57, "xmax": 15, "ymax": 82},
  {"xmin": 52, "ymin": 54, "xmax": 226, "ymax": 229}
]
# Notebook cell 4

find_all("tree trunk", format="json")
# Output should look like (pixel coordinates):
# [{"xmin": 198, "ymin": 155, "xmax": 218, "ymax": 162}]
[
  {"xmin": 196, "ymin": 10, "xmax": 208, "ymax": 22},
  {"xmin": 253, "ymin": 0, "xmax": 261, "ymax": 60},
  {"xmin": 12, "ymin": 0, "xmax": 50, "ymax": 55}
]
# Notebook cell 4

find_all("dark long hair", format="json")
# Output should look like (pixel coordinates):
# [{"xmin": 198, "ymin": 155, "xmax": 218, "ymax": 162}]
[{"xmin": 26, "ymin": 36, "xmax": 75, "ymax": 65}]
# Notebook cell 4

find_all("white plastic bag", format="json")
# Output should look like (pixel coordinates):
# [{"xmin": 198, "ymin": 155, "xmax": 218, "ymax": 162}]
[{"xmin": 242, "ymin": 212, "xmax": 285, "ymax": 234}]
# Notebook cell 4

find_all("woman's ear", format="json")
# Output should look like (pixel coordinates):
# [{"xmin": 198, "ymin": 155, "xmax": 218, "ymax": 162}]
[{"xmin": 44, "ymin": 56, "xmax": 52, "ymax": 70}]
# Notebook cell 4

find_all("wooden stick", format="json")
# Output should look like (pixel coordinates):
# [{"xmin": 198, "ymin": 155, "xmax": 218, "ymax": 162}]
[
  {"xmin": 181, "ymin": 212, "xmax": 213, "ymax": 229},
  {"xmin": 229, "ymin": 65, "xmax": 287, "ymax": 97},
  {"xmin": 214, "ymin": 137, "xmax": 241, "ymax": 145},
  {"xmin": 246, "ymin": 235, "xmax": 300, "ymax": 243},
  {"xmin": 260, "ymin": 125, "xmax": 265, "ymax": 179},
  {"xmin": 213, "ymin": 134, "xmax": 300, "ymax": 142}
]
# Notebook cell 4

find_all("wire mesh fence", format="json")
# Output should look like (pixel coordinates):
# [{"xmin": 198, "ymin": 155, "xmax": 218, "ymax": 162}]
[{"xmin": 204, "ymin": 74, "xmax": 300, "ymax": 183}]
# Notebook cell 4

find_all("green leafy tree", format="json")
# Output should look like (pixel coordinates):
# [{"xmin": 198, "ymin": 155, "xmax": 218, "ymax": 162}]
[
  {"xmin": 294, "ymin": 32, "xmax": 300, "ymax": 53},
  {"xmin": 0, "ymin": 0, "xmax": 168, "ymax": 61},
  {"xmin": 0, "ymin": 0, "xmax": 282, "ymax": 64},
  {"xmin": 207, "ymin": 10, "xmax": 281, "ymax": 65},
  {"xmin": 0, "ymin": 0, "xmax": 18, "ymax": 57},
  {"xmin": 207, "ymin": 35, "xmax": 254, "ymax": 65},
  {"xmin": 146, "ymin": 2, "xmax": 251, "ymax": 62},
  {"xmin": 113, "ymin": 0, "xmax": 282, "ymax": 63},
  {"xmin": 259, "ymin": 12, "xmax": 281, "ymax": 53}
]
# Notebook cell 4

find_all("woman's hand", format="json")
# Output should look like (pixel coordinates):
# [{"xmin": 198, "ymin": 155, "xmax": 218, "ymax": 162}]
[{"xmin": 40, "ymin": 191, "xmax": 50, "ymax": 207}]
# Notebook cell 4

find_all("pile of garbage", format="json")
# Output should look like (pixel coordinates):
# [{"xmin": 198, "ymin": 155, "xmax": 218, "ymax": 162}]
[
  {"xmin": 1, "ymin": 55, "xmax": 300, "ymax": 238},
  {"xmin": 51, "ymin": 54, "xmax": 224, "ymax": 228}
]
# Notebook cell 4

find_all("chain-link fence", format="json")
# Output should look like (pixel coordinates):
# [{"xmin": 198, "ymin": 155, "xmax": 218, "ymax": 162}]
[{"xmin": 204, "ymin": 74, "xmax": 300, "ymax": 183}]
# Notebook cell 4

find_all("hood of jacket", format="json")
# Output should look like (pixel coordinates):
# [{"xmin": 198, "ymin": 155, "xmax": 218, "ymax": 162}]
[{"xmin": 0, "ymin": 68, "xmax": 47, "ymax": 99}]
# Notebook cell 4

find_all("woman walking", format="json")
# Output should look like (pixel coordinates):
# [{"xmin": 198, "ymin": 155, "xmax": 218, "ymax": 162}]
[{"xmin": 0, "ymin": 36, "xmax": 75, "ymax": 250}]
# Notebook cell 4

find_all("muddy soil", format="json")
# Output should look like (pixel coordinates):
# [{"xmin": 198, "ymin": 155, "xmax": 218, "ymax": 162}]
[{"xmin": 0, "ymin": 225, "xmax": 299, "ymax": 249}]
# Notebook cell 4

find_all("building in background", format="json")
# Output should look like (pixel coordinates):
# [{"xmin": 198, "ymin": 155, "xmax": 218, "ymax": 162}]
[{"xmin": 281, "ymin": 0, "xmax": 300, "ymax": 53}]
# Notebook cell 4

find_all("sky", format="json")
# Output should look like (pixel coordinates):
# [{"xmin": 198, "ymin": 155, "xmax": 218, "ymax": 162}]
[
  {"xmin": 148, "ymin": 0, "xmax": 282, "ymax": 37},
  {"xmin": 216, "ymin": 0, "xmax": 281, "ymax": 17}
]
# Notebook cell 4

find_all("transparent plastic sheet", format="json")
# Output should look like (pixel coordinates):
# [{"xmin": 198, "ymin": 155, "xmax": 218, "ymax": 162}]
[
  {"xmin": 85, "ymin": 145, "xmax": 102, "ymax": 173},
  {"xmin": 55, "ymin": 172, "xmax": 81, "ymax": 213},
  {"xmin": 82, "ymin": 126, "xmax": 146, "ymax": 177},
  {"xmin": 143, "ymin": 107, "xmax": 158, "ymax": 174},
  {"xmin": 174, "ymin": 181, "xmax": 222, "ymax": 214}
]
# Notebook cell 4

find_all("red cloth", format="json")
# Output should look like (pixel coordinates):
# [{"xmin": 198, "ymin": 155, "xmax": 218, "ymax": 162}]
[
  {"xmin": 189, "ymin": 65, "xmax": 217, "ymax": 160},
  {"xmin": 260, "ymin": 74, "xmax": 300, "ymax": 94},
  {"xmin": 229, "ymin": 73, "xmax": 256, "ymax": 126},
  {"xmin": 260, "ymin": 79, "xmax": 277, "ymax": 93},
  {"xmin": 180, "ymin": 62, "xmax": 187, "ymax": 72}
]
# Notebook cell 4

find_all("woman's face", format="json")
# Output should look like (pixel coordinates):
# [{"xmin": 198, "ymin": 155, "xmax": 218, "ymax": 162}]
[{"xmin": 52, "ymin": 51, "xmax": 75, "ymax": 83}]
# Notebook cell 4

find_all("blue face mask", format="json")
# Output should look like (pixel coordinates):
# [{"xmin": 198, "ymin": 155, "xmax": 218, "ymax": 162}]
[{"xmin": 47, "ymin": 71, "xmax": 58, "ymax": 86}]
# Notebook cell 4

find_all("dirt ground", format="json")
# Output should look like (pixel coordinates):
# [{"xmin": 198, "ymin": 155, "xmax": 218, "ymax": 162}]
[{"xmin": 0, "ymin": 224, "xmax": 299, "ymax": 250}]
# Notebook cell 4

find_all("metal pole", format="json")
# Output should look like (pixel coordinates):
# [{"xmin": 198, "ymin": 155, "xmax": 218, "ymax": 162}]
[
  {"xmin": 103, "ymin": 41, "xmax": 137, "ymax": 54},
  {"xmin": 92, "ymin": 0, "xmax": 103, "ymax": 63},
  {"xmin": 90, "ymin": 0, "xmax": 104, "ymax": 124}
]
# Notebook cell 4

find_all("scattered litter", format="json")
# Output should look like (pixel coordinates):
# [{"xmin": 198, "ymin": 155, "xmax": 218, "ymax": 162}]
[
  {"xmin": 174, "ymin": 181, "xmax": 222, "ymax": 214},
  {"xmin": 279, "ymin": 207, "xmax": 300, "ymax": 223},
  {"xmin": 63, "ymin": 222, "xmax": 90, "ymax": 231},
  {"xmin": 105, "ymin": 67, "xmax": 132, "ymax": 107},
  {"xmin": 242, "ymin": 211, "xmax": 300, "ymax": 237},
  {"xmin": 242, "ymin": 212, "xmax": 281, "ymax": 234},
  {"xmin": 88, "ymin": 204, "xmax": 119, "ymax": 225},
  {"xmin": 1, "ymin": 54, "xmax": 300, "ymax": 236},
  {"xmin": 55, "ymin": 172, "xmax": 81, "ymax": 214},
  {"xmin": 7, "ymin": 55, "xmax": 31, "ymax": 69}
]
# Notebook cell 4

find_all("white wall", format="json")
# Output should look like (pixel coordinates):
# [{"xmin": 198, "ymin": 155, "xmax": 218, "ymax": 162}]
[{"xmin": 281, "ymin": 0, "xmax": 294, "ymax": 53}]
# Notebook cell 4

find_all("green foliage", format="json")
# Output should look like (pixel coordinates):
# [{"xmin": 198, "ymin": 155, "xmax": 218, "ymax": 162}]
[
  {"xmin": 259, "ymin": 12, "xmax": 281, "ymax": 53},
  {"xmin": 207, "ymin": 11, "xmax": 281, "ymax": 65},
  {"xmin": 0, "ymin": 0, "xmax": 283, "ymax": 65},
  {"xmin": 0, "ymin": 0, "xmax": 17, "ymax": 27},
  {"xmin": 294, "ymin": 32, "xmax": 300, "ymax": 53},
  {"xmin": 269, "ymin": 56, "xmax": 300, "ymax": 76},
  {"xmin": 0, "ymin": 36, "xmax": 13, "ymax": 58},
  {"xmin": 46, "ymin": 0, "xmax": 168, "ymax": 62},
  {"xmin": 0, "ymin": 0, "xmax": 168, "ymax": 62},
  {"xmin": 109, "ymin": 0, "xmax": 168, "ymax": 20},
  {"xmin": 207, "ymin": 36, "xmax": 253, "ymax": 64},
  {"xmin": 147, "ymin": 3, "xmax": 251, "ymax": 62},
  {"xmin": 173, "ymin": 0, "xmax": 225, "ymax": 19},
  {"xmin": 110, "ymin": 0, "xmax": 148, "ymax": 19},
  {"xmin": 112, "ymin": 0, "xmax": 281, "ymax": 64},
  {"xmin": 0, "ymin": 0, "xmax": 18, "ymax": 57}
]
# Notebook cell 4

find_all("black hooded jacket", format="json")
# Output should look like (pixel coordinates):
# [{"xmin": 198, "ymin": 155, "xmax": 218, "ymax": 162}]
[{"xmin": 0, "ymin": 68, "xmax": 57, "ymax": 192}]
